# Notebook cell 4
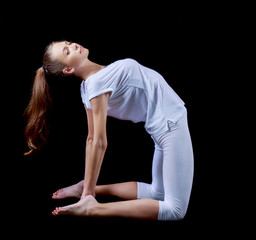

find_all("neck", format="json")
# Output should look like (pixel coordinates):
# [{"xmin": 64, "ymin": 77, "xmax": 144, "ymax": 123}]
[{"xmin": 74, "ymin": 59, "xmax": 105, "ymax": 80}]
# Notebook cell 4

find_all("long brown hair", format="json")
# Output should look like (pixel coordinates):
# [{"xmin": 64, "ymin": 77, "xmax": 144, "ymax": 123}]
[{"xmin": 24, "ymin": 42, "xmax": 66, "ymax": 155}]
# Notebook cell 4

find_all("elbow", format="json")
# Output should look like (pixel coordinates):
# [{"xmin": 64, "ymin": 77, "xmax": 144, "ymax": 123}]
[
  {"xmin": 87, "ymin": 136, "xmax": 94, "ymax": 144},
  {"xmin": 93, "ymin": 137, "xmax": 108, "ymax": 151}
]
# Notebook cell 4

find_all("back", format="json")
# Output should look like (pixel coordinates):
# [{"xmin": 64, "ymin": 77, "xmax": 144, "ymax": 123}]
[{"xmin": 80, "ymin": 58, "xmax": 186, "ymax": 138}]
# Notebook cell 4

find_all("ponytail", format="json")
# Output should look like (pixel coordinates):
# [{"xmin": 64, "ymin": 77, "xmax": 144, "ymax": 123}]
[
  {"xmin": 24, "ymin": 67, "xmax": 52, "ymax": 155},
  {"xmin": 24, "ymin": 41, "xmax": 67, "ymax": 156}
]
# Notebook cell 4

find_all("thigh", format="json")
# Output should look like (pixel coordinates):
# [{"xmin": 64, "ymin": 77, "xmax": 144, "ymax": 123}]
[
  {"xmin": 161, "ymin": 114, "xmax": 194, "ymax": 206},
  {"xmin": 151, "ymin": 143, "xmax": 164, "ymax": 194}
]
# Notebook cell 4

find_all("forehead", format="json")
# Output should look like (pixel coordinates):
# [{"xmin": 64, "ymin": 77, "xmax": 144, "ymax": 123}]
[{"xmin": 51, "ymin": 41, "xmax": 66, "ymax": 62}]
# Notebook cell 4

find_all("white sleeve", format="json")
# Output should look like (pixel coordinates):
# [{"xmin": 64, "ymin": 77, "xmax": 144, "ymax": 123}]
[
  {"xmin": 80, "ymin": 82, "xmax": 92, "ymax": 109},
  {"xmin": 87, "ymin": 77, "xmax": 114, "ymax": 101},
  {"xmin": 80, "ymin": 82, "xmax": 86, "ymax": 105}
]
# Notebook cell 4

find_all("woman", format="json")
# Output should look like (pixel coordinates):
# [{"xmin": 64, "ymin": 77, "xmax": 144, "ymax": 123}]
[{"xmin": 24, "ymin": 41, "xmax": 194, "ymax": 220}]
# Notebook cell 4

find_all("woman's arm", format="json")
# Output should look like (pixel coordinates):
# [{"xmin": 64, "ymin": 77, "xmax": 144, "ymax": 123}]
[
  {"xmin": 85, "ymin": 104, "xmax": 94, "ymax": 141},
  {"xmin": 84, "ymin": 105, "xmax": 94, "ymax": 196},
  {"xmin": 81, "ymin": 93, "xmax": 109, "ymax": 199}
]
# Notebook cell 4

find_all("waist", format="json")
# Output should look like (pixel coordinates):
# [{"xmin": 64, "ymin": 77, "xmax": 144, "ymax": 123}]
[{"xmin": 149, "ymin": 108, "xmax": 187, "ymax": 142}]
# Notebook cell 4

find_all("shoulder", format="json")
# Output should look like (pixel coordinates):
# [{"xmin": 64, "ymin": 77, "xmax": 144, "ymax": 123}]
[
  {"xmin": 108, "ymin": 59, "xmax": 139, "ymax": 73},
  {"xmin": 110, "ymin": 58, "xmax": 139, "ymax": 67},
  {"xmin": 87, "ymin": 58, "xmax": 139, "ymax": 86},
  {"xmin": 80, "ymin": 80, "xmax": 86, "ymax": 93},
  {"xmin": 119, "ymin": 58, "xmax": 138, "ymax": 66}
]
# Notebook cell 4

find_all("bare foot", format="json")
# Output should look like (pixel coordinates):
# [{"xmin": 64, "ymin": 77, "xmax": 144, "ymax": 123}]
[
  {"xmin": 52, "ymin": 195, "xmax": 98, "ymax": 217},
  {"xmin": 52, "ymin": 180, "xmax": 84, "ymax": 199}
]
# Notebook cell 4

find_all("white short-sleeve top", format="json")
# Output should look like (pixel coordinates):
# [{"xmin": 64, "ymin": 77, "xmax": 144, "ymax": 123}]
[{"xmin": 80, "ymin": 58, "xmax": 186, "ymax": 138}]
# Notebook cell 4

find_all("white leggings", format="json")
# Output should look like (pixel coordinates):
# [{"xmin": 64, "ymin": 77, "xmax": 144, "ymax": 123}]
[{"xmin": 137, "ymin": 111, "xmax": 194, "ymax": 220}]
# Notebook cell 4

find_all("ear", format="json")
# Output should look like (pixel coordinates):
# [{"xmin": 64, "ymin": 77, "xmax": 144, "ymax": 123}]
[{"xmin": 62, "ymin": 67, "xmax": 75, "ymax": 75}]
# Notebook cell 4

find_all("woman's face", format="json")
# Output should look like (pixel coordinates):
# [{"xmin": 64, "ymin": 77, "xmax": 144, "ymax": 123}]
[{"xmin": 51, "ymin": 41, "xmax": 89, "ymax": 69}]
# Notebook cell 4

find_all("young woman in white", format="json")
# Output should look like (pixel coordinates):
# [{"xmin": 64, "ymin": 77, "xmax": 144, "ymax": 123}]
[{"xmin": 24, "ymin": 41, "xmax": 194, "ymax": 220}]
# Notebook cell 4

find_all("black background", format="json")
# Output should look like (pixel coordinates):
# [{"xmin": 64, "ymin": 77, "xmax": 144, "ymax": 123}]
[{"xmin": 1, "ymin": 2, "xmax": 239, "ymax": 238}]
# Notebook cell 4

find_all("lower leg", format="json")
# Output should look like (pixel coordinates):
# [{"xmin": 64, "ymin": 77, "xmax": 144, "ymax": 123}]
[
  {"xmin": 52, "ymin": 181, "xmax": 137, "ymax": 200},
  {"xmin": 96, "ymin": 181, "xmax": 137, "ymax": 200},
  {"xmin": 95, "ymin": 198, "xmax": 159, "ymax": 220},
  {"xmin": 52, "ymin": 195, "xmax": 159, "ymax": 220}
]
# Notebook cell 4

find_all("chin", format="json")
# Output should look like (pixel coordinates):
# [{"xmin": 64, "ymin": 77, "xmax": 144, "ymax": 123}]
[
  {"xmin": 83, "ymin": 48, "xmax": 89, "ymax": 58},
  {"xmin": 86, "ymin": 48, "xmax": 89, "ymax": 57}
]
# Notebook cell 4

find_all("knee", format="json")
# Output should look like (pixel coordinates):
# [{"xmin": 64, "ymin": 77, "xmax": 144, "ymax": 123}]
[
  {"xmin": 158, "ymin": 197, "xmax": 188, "ymax": 221},
  {"xmin": 150, "ymin": 185, "xmax": 164, "ymax": 201},
  {"xmin": 137, "ymin": 183, "xmax": 164, "ymax": 200}
]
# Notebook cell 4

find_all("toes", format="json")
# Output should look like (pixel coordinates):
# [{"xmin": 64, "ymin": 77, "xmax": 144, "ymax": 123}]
[
  {"xmin": 52, "ymin": 207, "xmax": 62, "ymax": 216},
  {"xmin": 52, "ymin": 209, "xmax": 57, "ymax": 216},
  {"xmin": 52, "ymin": 189, "xmax": 64, "ymax": 199},
  {"xmin": 52, "ymin": 194, "xmax": 57, "ymax": 199},
  {"xmin": 55, "ymin": 189, "xmax": 61, "ymax": 194},
  {"xmin": 52, "ymin": 190, "xmax": 59, "ymax": 196}
]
